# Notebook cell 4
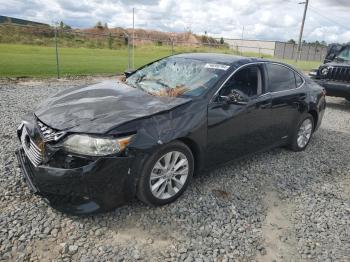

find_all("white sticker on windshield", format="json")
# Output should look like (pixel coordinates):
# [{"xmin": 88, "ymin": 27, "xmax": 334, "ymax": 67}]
[{"xmin": 205, "ymin": 63, "xmax": 230, "ymax": 70}]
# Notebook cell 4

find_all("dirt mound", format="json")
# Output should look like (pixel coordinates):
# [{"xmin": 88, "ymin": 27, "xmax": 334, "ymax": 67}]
[{"xmin": 81, "ymin": 27, "xmax": 202, "ymax": 45}]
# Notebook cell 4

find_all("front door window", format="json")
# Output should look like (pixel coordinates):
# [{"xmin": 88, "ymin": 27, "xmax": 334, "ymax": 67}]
[{"xmin": 219, "ymin": 66, "xmax": 263, "ymax": 98}]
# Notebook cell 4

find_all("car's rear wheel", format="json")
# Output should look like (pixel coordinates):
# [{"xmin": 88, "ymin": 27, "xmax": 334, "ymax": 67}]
[
  {"xmin": 137, "ymin": 141, "xmax": 194, "ymax": 206},
  {"xmin": 288, "ymin": 114, "xmax": 314, "ymax": 152}
]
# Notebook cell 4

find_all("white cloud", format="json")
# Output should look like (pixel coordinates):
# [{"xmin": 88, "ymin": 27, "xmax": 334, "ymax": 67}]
[{"xmin": 0, "ymin": 0, "xmax": 349, "ymax": 43}]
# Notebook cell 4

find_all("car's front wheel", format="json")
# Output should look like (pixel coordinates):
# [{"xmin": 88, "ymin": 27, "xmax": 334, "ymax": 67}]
[
  {"xmin": 137, "ymin": 141, "xmax": 194, "ymax": 206},
  {"xmin": 288, "ymin": 114, "xmax": 314, "ymax": 152}
]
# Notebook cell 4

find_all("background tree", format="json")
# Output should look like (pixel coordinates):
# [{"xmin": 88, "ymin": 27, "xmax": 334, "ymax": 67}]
[
  {"xmin": 95, "ymin": 21, "xmax": 103, "ymax": 29},
  {"xmin": 220, "ymin": 37, "xmax": 224, "ymax": 45},
  {"xmin": 59, "ymin": 21, "xmax": 71, "ymax": 30}
]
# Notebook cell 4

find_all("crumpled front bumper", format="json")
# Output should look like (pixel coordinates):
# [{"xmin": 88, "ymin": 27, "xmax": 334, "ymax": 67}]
[{"xmin": 15, "ymin": 147, "xmax": 136, "ymax": 215}]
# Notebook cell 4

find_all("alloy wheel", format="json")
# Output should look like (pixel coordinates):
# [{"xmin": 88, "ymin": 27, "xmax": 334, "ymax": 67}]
[
  {"xmin": 149, "ymin": 151, "xmax": 189, "ymax": 200},
  {"xmin": 297, "ymin": 118, "xmax": 313, "ymax": 148}
]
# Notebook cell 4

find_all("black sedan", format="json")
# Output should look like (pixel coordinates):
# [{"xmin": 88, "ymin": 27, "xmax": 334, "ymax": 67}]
[{"xmin": 15, "ymin": 53, "xmax": 326, "ymax": 214}]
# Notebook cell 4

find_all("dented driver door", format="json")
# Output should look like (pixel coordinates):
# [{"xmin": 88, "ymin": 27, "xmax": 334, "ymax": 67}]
[{"xmin": 205, "ymin": 93, "xmax": 273, "ymax": 167}]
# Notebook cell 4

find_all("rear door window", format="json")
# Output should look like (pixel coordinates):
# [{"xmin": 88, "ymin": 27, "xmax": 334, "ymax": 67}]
[{"xmin": 266, "ymin": 63, "xmax": 297, "ymax": 92}]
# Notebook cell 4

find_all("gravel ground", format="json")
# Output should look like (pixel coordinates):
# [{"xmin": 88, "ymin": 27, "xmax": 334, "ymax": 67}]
[{"xmin": 0, "ymin": 78, "xmax": 349, "ymax": 262}]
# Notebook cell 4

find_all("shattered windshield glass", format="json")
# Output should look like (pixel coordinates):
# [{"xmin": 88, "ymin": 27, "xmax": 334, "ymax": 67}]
[
  {"xmin": 337, "ymin": 47, "xmax": 350, "ymax": 61},
  {"xmin": 125, "ymin": 57, "xmax": 229, "ymax": 97}
]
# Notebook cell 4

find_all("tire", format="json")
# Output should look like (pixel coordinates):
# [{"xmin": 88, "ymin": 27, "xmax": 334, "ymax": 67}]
[
  {"xmin": 137, "ymin": 141, "xmax": 194, "ymax": 206},
  {"xmin": 346, "ymin": 97, "xmax": 350, "ymax": 102},
  {"xmin": 288, "ymin": 113, "xmax": 314, "ymax": 152}
]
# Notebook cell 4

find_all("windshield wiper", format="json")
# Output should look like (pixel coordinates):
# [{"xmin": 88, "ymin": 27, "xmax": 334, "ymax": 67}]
[
  {"xmin": 132, "ymin": 82, "xmax": 157, "ymax": 96},
  {"xmin": 136, "ymin": 74, "xmax": 146, "ymax": 83},
  {"xmin": 127, "ymin": 74, "xmax": 146, "ymax": 90},
  {"xmin": 155, "ymin": 80, "xmax": 171, "ymax": 89}
]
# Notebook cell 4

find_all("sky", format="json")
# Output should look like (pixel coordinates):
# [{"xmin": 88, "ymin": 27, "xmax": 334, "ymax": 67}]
[{"xmin": 1, "ymin": 0, "xmax": 350, "ymax": 43}]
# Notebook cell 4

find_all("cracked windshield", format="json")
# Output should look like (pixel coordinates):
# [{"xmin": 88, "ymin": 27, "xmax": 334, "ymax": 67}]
[{"xmin": 126, "ymin": 57, "xmax": 229, "ymax": 97}]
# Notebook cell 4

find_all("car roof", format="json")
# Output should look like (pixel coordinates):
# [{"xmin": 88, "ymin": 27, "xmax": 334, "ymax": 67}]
[
  {"xmin": 172, "ymin": 53, "xmax": 304, "ymax": 74},
  {"xmin": 173, "ymin": 52, "xmax": 268, "ymax": 66}
]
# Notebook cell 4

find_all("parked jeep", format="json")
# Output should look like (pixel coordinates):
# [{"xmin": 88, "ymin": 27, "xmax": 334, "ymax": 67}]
[{"xmin": 309, "ymin": 44, "xmax": 350, "ymax": 102}]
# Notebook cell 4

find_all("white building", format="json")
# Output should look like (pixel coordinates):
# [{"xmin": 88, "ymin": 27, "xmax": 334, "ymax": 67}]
[{"xmin": 223, "ymin": 38, "xmax": 277, "ymax": 56}]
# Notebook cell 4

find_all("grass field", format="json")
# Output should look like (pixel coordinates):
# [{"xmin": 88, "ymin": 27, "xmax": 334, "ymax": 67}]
[
  {"xmin": 273, "ymin": 59, "xmax": 321, "ymax": 72},
  {"xmin": 0, "ymin": 44, "xmax": 321, "ymax": 77}
]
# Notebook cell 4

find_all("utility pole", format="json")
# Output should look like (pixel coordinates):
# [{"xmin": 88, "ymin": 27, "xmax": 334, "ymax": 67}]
[
  {"xmin": 54, "ymin": 23, "xmax": 60, "ymax": 79},
  {"xmin": 132, "ymin": 7, "xmax": 135, "ymax": 69},
  {"xmin": 296, "ymin": 0, "xmax": 309, "ymax": 62}
]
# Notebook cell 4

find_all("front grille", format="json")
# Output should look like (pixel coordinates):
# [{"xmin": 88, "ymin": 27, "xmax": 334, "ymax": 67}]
[
  {"xmin": 20, "ymin": 128, "xmax": 43, "ymax": 167},
  {"xmin": 37, "ymin": 120, "xmax": 65, "ymax": 142},
  {"xmin": 325, "ymin": 66, "xmax": 350, "ymax": 82}
]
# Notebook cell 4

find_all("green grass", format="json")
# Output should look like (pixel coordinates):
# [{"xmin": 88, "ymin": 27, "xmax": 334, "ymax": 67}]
[
  {"xmin": 273, "ymin": 59, "xmax": 321, "ymax": 71},
  {"xmin": 0, "ymin": 44, "xmax": 169, "ymax": 77},
  {"xmin": 0, "ymin": 43, "xmax": 321, "ymax": 77}
]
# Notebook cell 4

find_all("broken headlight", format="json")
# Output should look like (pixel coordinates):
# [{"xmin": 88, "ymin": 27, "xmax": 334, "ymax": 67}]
[{"xmin": 63, "ymin": 134, "xmax": 133, "ymax": 156}]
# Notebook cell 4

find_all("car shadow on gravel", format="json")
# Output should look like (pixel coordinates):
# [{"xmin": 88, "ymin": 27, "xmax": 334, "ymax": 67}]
[
  {"xmin": 326, "ymin": 100, "xmax": 350, "ymax": 112},
  {"xmin": 101, "ymin": 127, "xmax": 348, "ymax": 260},
  {"xmin": 46, "ymin": 127, "xmax": 348, "ymax": 261}
]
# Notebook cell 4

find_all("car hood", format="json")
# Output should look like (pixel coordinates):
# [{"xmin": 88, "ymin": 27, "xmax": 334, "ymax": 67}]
[
  {"xmin": 325, "ymin": 61, "xmax": 350, "ymax": 67},
  {"xmin": 35, "ymin": 80, "xmax": 192, "ymax": 134}
]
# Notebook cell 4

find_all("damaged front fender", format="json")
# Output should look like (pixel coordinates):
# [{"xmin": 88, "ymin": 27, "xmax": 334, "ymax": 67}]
[{"xmin": 111, "ymin": 99, "xmax": 208, "ymax": 160}]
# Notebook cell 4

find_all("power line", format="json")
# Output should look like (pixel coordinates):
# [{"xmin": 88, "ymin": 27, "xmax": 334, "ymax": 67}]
[
  {"xmin": 276, "ymin": 0, "xmax": 349, "ymax": 31},
  {"xmin": 308, "ymin": 6, "xmax": 350, "ymax": 31}
]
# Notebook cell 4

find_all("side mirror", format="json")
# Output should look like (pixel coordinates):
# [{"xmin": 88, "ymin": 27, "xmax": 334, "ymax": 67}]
[
  {"xmin": 220, "ymin": 90, "xmax": 249, "ymax": 105},
  {"xmin": 124, "ymin": 69, "xmax": 136, "ymax": 78}
]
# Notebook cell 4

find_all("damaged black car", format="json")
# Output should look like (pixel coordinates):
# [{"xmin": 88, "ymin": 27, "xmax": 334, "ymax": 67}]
[
  {"xmin": 309, "ymin": 43, "xmax": 350, "ymax": 101},
  {"xmin": 16, "ymin": 53, "xmax": 326, "ymax": 214}
]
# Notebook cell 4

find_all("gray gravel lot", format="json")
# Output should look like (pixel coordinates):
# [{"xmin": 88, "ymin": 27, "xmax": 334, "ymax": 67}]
[{"xmin": 0, "ymin": 78, "xmax": 349, "ymax": 262}]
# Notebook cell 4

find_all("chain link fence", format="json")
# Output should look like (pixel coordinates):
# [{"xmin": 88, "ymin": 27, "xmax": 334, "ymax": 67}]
[{"xmin": 0, "ymin": 23, "xmax": 326, "ymax": 78}]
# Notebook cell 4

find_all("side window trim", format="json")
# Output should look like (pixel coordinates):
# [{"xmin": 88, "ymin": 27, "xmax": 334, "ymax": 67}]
[
  {"xmin": 211, "ymin": 61, "xmax": 306, "ymax": 102},
  {"xmin": 256, "ymin": 67, "xmax": 263, "ymax": 96},
  {"xmin": 261, "ymin": 63, "xmax": 269, "ymax": 94},
  {"xmin": 265, "ymin": 62, "xmax": 305, "ymax": 94},
  {"xmin": 295, "ymin": 72, "xmax": 304, "ymax": 88}
]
